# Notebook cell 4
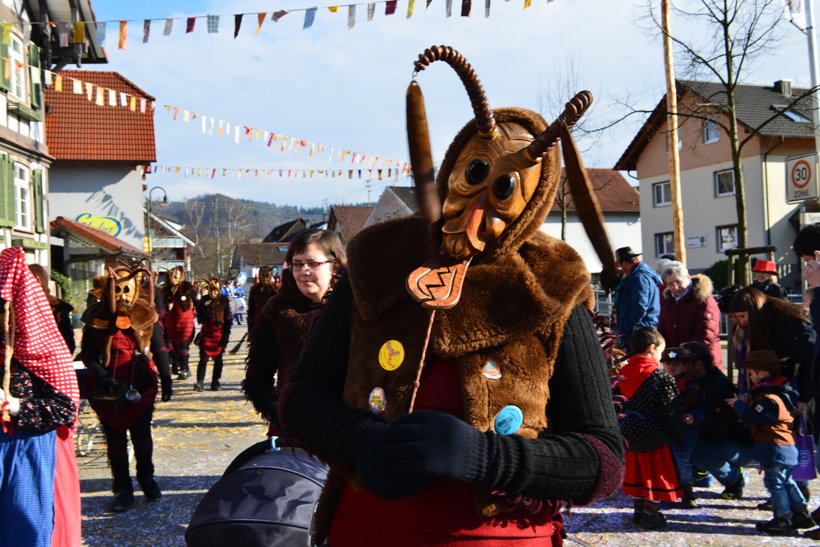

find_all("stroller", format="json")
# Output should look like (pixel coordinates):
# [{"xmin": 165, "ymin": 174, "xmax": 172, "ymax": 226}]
[{"xmin": 186, "ymin": 440, "xmax": 328, "ymax": 546}]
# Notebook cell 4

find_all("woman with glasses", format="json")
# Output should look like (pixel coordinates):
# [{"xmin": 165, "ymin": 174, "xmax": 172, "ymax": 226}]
[{"xmin": 243, "ymin": 229, "xmax": 347, "ymax": 440}]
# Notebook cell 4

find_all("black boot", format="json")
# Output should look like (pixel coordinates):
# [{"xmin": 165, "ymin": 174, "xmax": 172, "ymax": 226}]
[
  {"xmin": 756, "ymin": 514, "xmax": 795, "ymax": 536},
  {"xmin": 681, "ymin": 485, "xmax": 698, "ymax": 509},
  {"xmin": 638, "ymin": 500, "xmax": 667, "ymax": 530},
  {"xmin": 800, "ymin": 483, "xmax": 812, "ymax": 504},
  {"xmin": 110, "ymin": 488, "xmax": 134, "ymax": 513},
  {"xmin": 137, "ymin": 475, "xmax": 162, "ymax": 501},
  {"xmin": 792, "ymin": 505, "xmax": 816, "ymax": 530},
  {"xmin": 632, "ymin": 498, "xmax": 644, "ymax": 524}
]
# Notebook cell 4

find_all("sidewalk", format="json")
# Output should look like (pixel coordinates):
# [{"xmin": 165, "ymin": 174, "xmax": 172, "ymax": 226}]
[{"xmin": 77, "ymin": 328, "xmax": 819, "ymax": 546}]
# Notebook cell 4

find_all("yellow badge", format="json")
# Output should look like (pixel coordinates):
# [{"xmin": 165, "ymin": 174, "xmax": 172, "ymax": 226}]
[{"xmin": 378, "ymin": 340, "xmax": 405, "ymax": 371}]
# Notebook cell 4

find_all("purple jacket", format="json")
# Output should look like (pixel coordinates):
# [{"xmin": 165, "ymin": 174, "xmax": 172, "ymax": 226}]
[{"xmin": 658, "ymin": 274, "xmax": 723, "ymax": 370}]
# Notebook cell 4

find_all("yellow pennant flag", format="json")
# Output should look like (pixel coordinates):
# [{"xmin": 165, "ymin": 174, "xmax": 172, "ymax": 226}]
[
  {"xmin": 118, "ymin": 21, "xmax": 127, "ymax": 49},
  {"xmin": 328, "ymin": 5, "xmax": 339, "ymax": 12},
  {"xmin": 54, "ymin": 74, "xmax": 62, "ymax": 92},
  {"xmin": 129, "ymin": 96, "xmax": 136, "ymax": 111},
  {"xmin": 73, "ymin": 22, "xmax": 86, "ymax": 43},
  {"xmin": 524, "ymin": 0, "xmax": 531, "ymax": 7},
  {"xmin": 256, "ymin": 13, "xmax": 266, "ymax": 34},
  {"xmin": 1, "ymin": 23, "xmax": 11, "ymax": 44},
  {"xmin": 407, "ymin": 0, "xmax": 415, "ymax": 17}
]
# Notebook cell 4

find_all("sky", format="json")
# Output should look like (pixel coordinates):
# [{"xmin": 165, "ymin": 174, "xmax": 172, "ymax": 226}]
[{"xmin": 84, "ymin": 0, "xmax": 813, "ymax": 208}]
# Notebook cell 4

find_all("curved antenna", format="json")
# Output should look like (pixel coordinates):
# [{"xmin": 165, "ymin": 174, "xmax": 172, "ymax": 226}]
[
  {"xmin": 406, "ymin": 81, "xmax": 441, "ymax": 230},
  {"xmin": 524, "ymin": 91, "xmax": 593, "ymax": 163},
  {"xmin": 413, "ymin": 45, "xmax": 497, "ymax": 139}
]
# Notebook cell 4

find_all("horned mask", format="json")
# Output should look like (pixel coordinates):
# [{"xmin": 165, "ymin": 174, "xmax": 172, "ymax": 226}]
[
  {"xmin": 105, "ymin": 263, "xmax": 155, "ymax": 329},
  {"xmin": 405, "ymin": 45, "xmax": 617, "ymax": 309}
]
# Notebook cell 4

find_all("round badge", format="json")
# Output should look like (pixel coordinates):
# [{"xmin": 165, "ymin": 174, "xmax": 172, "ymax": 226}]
[
  {"xmin": 368, "ymin": 387, "xmax": 387, "ymax": 415},
  {"xmin": 181, "ymin": 296, "xmax": 187, "ymax": 301},
  {"xmin": 494, "ymin": 405, "xmax": 523, "ymax": 435},
  {"xmin": 482, "ymin": 360, "xmax": 502, "ymax": 380},
  {"xmin": 378, "ymin": 340, "xmax": 405, "ymax": 371}
]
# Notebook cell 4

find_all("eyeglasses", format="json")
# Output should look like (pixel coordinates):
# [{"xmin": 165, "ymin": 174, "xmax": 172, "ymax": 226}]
[{"xmin": 291, "ymin": 260, "xmax": 334, "ymax": 271}]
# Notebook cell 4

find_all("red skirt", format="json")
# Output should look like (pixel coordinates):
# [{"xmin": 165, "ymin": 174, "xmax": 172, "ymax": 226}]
[
  {"xmin": 164, "ymin": 306, "xmax": 194, "ymax": 346},
  {"xmin": 200, "ymin": 321, "xmax": 225, "ymax": 358},
  {"xmin": 622, "ymin": 445, "xmax": 682, "ymax": 501}
]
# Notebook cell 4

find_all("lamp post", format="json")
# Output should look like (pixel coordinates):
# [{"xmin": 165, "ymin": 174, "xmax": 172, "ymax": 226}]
[{"xmin": 145, "ymin": 186, "xmax": 168, "ymax": 266}]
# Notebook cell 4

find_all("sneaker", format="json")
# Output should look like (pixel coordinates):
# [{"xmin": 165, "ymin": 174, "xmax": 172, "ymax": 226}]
[
  {"xmin": 693, "ymin": 469, "xmax": 713, "ymax": 488},
  {"xmin": 756, "ymin": 515, "xmax": 795, "ymax": 536},
  {"xmin": 109, "ymin": 490, "xmax": 134, "ymax": 513},
  {"xmin": 721, "ymin": 473, "xmax": 745, "ymax": 500},
  {"xmin": 138, "ymin": 476, "xmax": 162, "ymax": 501},
  {"xmin": 193, "ymin": 383, "xmax": 203, "ymax": 392},
  {"xmin": 792, "ymin": 507, "xmax": 816, "ymax": 530}
]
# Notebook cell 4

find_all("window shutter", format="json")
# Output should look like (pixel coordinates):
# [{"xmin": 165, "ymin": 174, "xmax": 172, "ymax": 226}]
[
  {"xmin": 0, "ymin": 43, "xmax": 10, "ymax": 93},
  {"xmin": 27, "ymin": 44, "xmax": 41, "ymax": 110},
  {"xmin": 33, "ymin": 168, "xmax": 43, "ymax": 233},
  {"xmin": 0, "ymin": 156, "xmax": 15, "ymax": 227}
]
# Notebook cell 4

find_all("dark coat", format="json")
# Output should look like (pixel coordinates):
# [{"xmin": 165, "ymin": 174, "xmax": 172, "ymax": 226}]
[
  {"xmin": 658, "ymin": 274, "xmax": 722, "ymax": 369},
  {"xmin": 751, "ymin": 279, "xmax": 788, "ymax": 300},
  {"xmin": 690, "ymin": 366, "xmax": 750, "ymax": 445}
]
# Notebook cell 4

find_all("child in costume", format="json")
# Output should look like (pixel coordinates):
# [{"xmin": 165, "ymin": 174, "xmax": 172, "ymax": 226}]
[
  {"xmin": 82, "ymin": 262, "xmax": 173, "ymax": 513},
  {"xmin": 661, "ymin": 346, "xmax": 701, "ymax": 508},
  {"xmin": 616, "ymin": 326, "xmax": 683, "ymax": 529},
  {"xmin": 194, "ymin": 279, "xmax": 231, "ymax": 392},
  {"xmin": 0, "ymin": 247, "xmax": 80, "ymax": 546},
  {"xmin": 162, "ymin": 266, "xmax": 196, "ymax": 380},
  {"xmin": 281, "ymin": 46, "xmax": 623, "ymax": 546},
  {"xmin": 729, "ymin": 350, "xmax": 815, "ymax": 536}
]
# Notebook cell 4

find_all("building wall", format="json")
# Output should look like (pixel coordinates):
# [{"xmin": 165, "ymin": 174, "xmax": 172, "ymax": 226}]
[
  {"xmin": 540, "ymin": 213, "xmax": 641, "ymax": 272},
  {"xmin": 365, "ymin": 190, "xmax": 412, "ymax": 227},
  {"xmin": 49, "ymin": 164, "xmax": 145, "ymax": 249}
]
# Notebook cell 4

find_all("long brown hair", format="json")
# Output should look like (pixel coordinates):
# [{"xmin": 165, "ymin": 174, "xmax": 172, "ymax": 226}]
[{"xmin": 729, "ymin": 287, "xmax": 807, "ymax": 350}]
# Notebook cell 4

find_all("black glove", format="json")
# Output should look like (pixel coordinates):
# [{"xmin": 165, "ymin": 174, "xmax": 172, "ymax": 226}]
[
  {"xmin": 101, "ymin": 376, "xmax": 124, "ymax": 395},
  {"xmin": 160, "ymin": 376, "xmax": 173, "ymax": 402},
  {"xmin": 354, "ymin": 426, "xmax": 430, "ymax": 501},
  {"xmin": 384, "ymin": 410, "xmax": 489, "ymax": 484}
]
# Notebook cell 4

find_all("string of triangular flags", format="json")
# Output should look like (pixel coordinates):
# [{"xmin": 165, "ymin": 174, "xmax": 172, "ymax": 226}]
[
  {"xmin": 25, "ymin": 63, "xmax": 406, "ymax": 169},
  {"xmin": 142, "ymin": 165, "xmax": 410, "ymax": 180},
  {"xmin": 1, "ymin": 0, "xmax": 555, "ymax": 46}
]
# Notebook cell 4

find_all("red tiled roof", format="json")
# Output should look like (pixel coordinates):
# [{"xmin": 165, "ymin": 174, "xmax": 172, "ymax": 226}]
[
  {"xmin": 552, "ymin": 168, "xmax": 639, "ymax": 213},
  {"xmin": 44, "ymin": 71, "xmax": 156, "ymax": 163},
  {"xmin": 50, "ymin": 216, "xmax": 147, "ymax": 255},
  {"xmin": 329, "ymin": 205, "xmax": 374, "ymax": 244}
]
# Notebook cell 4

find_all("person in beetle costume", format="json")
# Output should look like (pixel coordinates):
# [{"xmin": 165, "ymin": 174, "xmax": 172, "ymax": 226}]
[
  {"xmin": 162, "ymin": 266, "xmax": 196, "ymax": 380},
  {"xmin": 247, "ymin": 266, "xmax": 278, "ymax": 336},
  {"xmin": 81, "ymin": 262, "xmax": 172, "ymax": 513},
  {"xmin": 281, "ymin": 46, "xmax": 623, "ymax": 545},
  {"xmin": 193, "ymin": 279, "xmax": 231, "ymax": 392}
]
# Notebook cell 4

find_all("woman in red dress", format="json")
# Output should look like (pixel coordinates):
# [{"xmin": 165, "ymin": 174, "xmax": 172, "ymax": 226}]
[{"xmin": 193, "ymin": 279, "xmax": 231, "ymax": 392}]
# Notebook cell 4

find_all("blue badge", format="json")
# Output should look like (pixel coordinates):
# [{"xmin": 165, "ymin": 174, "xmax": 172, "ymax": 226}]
[
  {"xmin": 494, "ymin": 405, "xmax": 523, "ymax": 435},
  {"xmin": 482, "ymin": 360, "xmax": 502, "ymax": 380}
]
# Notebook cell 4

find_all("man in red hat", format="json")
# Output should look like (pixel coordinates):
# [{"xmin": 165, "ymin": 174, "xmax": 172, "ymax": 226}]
[{"xmin": 750, "ymin": 259, "xmax": 788, "ymax": 300}]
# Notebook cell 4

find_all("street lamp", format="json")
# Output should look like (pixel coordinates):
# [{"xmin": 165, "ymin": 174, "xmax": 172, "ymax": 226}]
[{"xmin": 145, "ymin": 186, "xmax": 168, "ymax": 266}]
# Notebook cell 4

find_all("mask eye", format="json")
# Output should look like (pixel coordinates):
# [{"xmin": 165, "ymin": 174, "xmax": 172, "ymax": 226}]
[
  {"xmin": 465, "ymin": 159, "xmax": 489, "ymax": 185},
  {"xmin": 493, "ymin": 174, "xmax": 516, "ymax": 200},
  {"xmin": 123, "ymin": 285, "xmax": 131, "ymax": 294}
]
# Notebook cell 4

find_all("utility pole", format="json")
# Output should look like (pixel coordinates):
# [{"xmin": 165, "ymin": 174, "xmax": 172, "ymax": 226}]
[{"xmin": 662, "ymin": 0, "xmax": 686, "ymax": 264}]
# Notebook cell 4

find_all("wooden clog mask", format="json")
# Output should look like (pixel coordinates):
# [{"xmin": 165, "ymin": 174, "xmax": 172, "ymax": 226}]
[
  {"xmin": 207, "ymin": 278, "xmax": 221, "ymax": 299},
  {"xmin": 167, "ymin": 266, "xmax": 184, "ymax": 287}
]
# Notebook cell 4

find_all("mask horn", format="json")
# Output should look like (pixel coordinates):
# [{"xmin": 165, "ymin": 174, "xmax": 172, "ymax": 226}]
[
  {"xmin": 413, "ymin": 45, "xmax": 497, "ymax": 139},
  {"xmin": 524, "ymin": 91, "xmax": 593, "ymax": 164},
  {"xmin": 406, "ymin": 81, "xmax": 442, "ymax": 239},
  {"xmin": 105, "ymin": 267, "xmax": 117, "ymax": 315},
  {"xmin": 559, "ymin": 122, "xmax": 618, "ymax": 288}
]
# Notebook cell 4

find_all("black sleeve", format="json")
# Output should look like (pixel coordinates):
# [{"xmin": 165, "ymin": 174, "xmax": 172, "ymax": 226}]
[
  {"xmin": 778, "ymin": 316, "xmax": 816, "ymax": 402},
  {"xmin": 280, "ymin": 275, "xmax": 386, "ymax": 465},
  {"xmin": 58, "ymin": 312, "xmax": 76, "ymax": 355},
  {"xmin": 479, "ymin": 306, "xmax": 625, "ymax": 502},
  {"xmin": 222, "ymin": 299, "xmax": 232, "ymax": 344},
  {"xmin": 80, "ymin": 326, "xmax": 107, "ymax": 379},
  {"xmin": 150, "ymin": 322, "xmax": 171, "ymax": 380},
  {"xmin": 243, "ymin": 317, "xmax": 281, "ymax": 423}
]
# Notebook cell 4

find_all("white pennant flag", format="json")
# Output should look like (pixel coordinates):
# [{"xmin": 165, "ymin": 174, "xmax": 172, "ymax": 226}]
[
  {"xmin": 784, "ymin": 0, "xmax": 807, "ymax": 30},
  {"xmin": 348, "ymin": 5, "xmax": 356, "ymax": 29},
  {"xmin": 108, "ymin": 88, "xmax": 116, "ymax": 106},
  {"xmin": 367, "ymin": 3, "xmax": 376, "ymax": 20}
]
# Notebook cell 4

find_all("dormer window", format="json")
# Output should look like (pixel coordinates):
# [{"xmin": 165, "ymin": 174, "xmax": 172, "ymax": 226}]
[
  {"xmin": 773, "ymin": 104, "xmax": 811, "ymax": 122},
  {"xmin": 702, "ymin": 120, "xmax": 719, "ymax": 144}
]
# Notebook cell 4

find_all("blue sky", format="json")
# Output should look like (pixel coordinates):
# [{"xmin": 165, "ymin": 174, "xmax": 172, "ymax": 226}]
[{"xmin": 86, "ymin": 0, "xmax": 812, "ymax": 208}]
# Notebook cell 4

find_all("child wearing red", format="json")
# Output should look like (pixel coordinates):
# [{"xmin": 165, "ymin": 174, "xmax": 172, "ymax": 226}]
[{"xmin": 616, "ymin": 326, "xmax": 684, "ymax": 529}]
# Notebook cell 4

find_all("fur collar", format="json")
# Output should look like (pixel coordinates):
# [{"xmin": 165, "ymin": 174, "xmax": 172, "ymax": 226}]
[
  {"xmin": 346, "ymin": 215, "xmax": 593, "ymax": 355},
  {"xmin": 663, "ymin": 274, "xmax": 713, "ymax": 303}
]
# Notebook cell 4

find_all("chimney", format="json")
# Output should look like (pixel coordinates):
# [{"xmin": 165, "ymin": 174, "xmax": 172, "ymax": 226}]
[{"xmin": 774, "ymin": 79, "xmax": 793, "ymax": 97}]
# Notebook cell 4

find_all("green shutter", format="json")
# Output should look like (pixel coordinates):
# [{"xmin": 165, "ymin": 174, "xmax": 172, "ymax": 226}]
[
  {"xmin": 0, "ymin": 156, "xmax": 15, "ymax": 227},
  {"xmin": 0, "ymin": 43, "xmax": 9, "ymax": 93},
  {"xmin": 27, "ymin": 44, "xmax": 41, "ymax": 110},
  {"xmin": 33, "ymin": 168, "xmax": 43, "ymax": 233}
]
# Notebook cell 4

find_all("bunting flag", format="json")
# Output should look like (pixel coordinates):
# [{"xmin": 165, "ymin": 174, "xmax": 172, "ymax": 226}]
[
  {"xmin": 56, "ymin": 22, "xmax": 68, "ymax": 47},
  {"xmin": 73, "ymin": 22, "xmax": 85, "ymax": 43},
  {"xmin": 446, "ymin": 0, "xmax": 453, "ymax": 16},
  {"xmin": 368, "ymin": 3, "xmax": 376, "ymax": 20},
  {"xmin": 0, "ymin": 22, "xmax": 10, "ymax": 43},
  {"xmin": 186, "ymin": 17, "xmax": 196, "ymax": 33},
  {"xmin": 461, "ymin": 0, "xmax": 471, "ymax": 16},
  {"xmin": 328, "ymin": 6, "xmax": 339, "ymax": 13},
  {"xmin": 304, "ymin": 8, "xmax": 317, "ymax": 28},
  {"xmin": 386, "ymin": 0, "xmax": 398, "ymax": 14},
  {"xmin": 207, "ymin": 14, "xmax": 219, "ymax": 33},
  {"xmin": 234, "ymin": 14, "xmax": 243, "ymax": 37},
  {"xmin": 163, "ymin": 18, "xmax": 173, "ymax": 35},
  {"xmin": 118, "ymin": 20, "xmax": 127, "ymax": 49},
  {"xmin": 485, "ymin": 0, "xmax": 491, "ymax": 16},
  {"xmin": 348, "ymin": 5, "xmax": 357, "ymax": 28},
  {"xmin": 96, "ymin": 21, "xmax": 106, "ymax": 45},
  {"xmin": 272, "ymin": 10, "xmax": 290, "ymax": 22},
  {"xmin": 54, "ymin": 74, "xmax": 62, "ymax": 92},
  {"xmin": 256, "ymin": 13, "xmax": 266, "ymax": 34},
  {"xmin": 407, "ymin": 0, "xmax": 415, "ymax": 17},
  {"xmin": 145, "ymin": 164, "xmax": 409, "ymax": 181},
  {"xmin": 524, "ymin": 0, "xmax": 531, "ymax": 7},
  {"xmin": 143, "ymin": 19, "xmax": 151, "ymax": 43}
]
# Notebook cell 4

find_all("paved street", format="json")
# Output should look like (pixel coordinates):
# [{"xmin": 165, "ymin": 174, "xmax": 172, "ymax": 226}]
[{"xmin": 76, "ymin": 327, "xmax": 820, "ymax": 546}]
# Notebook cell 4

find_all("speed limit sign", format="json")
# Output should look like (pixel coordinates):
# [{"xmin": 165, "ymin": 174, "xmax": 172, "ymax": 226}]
[{"xmin": 786, "ymin": 153, "xmax": 818, "ymax": 202}]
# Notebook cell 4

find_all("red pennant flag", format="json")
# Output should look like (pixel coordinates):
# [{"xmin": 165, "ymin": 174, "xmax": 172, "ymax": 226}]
[
  {"xmin": 186, "ymin": 17, "xmax": 196, "ymax": 33},
  {"xmin": 386, "ymin": 1, "xmax": 398, "ymax": 14},
  {"xmin": 267, "ymin": 134, "xmax": 274, "ymax": 147}
]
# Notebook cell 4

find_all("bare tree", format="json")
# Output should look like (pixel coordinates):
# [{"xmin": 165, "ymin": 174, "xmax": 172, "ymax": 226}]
[{"xmin": 627, "ymin": 0, "xmax": 819, "ymax": 284}]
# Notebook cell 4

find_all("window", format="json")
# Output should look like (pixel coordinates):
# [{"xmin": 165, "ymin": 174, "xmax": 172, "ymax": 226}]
[
  {"xmin": 714, "ymin": 169, "xmax": 735, "ymax": 197},
  {"xmin": 653, "ymin": 181, "xmax": 671, "ymax": 207},
  {"xmin": 773, "ymin": 104, "xmax": 811, "ymax": 123},
  {"xmin": 716, "ymin": 224, "xmax": 738, "ymax": 252},
  {"xmin": 654, "ymin": 232, "xmax": 674, "ymax": 257},
  {"xmin": 13, "ymin": 163, "xmax": 28, "ymax": 230},
  {"xmin": 702, "ymin": 120, "xmax": 719, "ymax": 144},
  {"xmin": 8, "ymin": 35, "xmax": 25, "ymax": 101}
]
